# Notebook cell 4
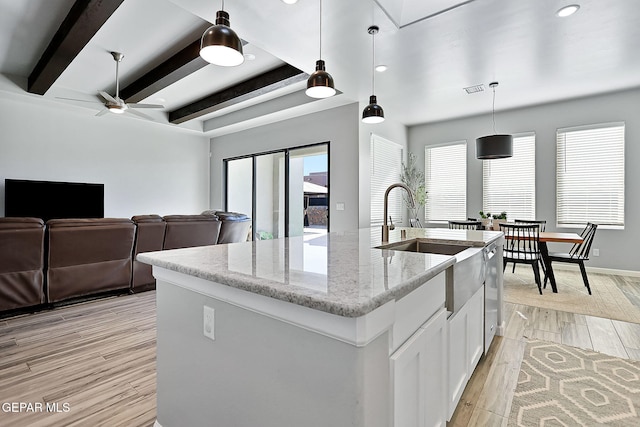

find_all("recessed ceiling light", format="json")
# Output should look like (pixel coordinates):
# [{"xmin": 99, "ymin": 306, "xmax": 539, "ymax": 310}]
[
  {"xmin": 281, "ymin": 0, "xmax": 298, "ymax": 4},
  {"xmin": 556, "ymin": 4, "xmax": 580, "ymax": 17},
  {"xmin": 244, "ymin": 53, "xmax": 256, "ymax": 61},
  {"xmin": 375, "ymin": 64, "xmax": 388, "ymax": 72}
]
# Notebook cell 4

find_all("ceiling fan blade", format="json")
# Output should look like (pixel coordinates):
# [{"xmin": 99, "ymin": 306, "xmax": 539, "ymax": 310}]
[
  {"xmin": 96, "ymin": 109, "xmax": 110, "ymax": 117},
  {"xmin": 56, "ymin": 96, "xmax": 101, "ymax": 105},
  {"xmin": 127, "ymin": 103, "xmax": 164, "ymax": 109},
  {"xmin": 99, "ymin": 91, "xmax": 117, "ymax": 103},
  {"xmin": 126, "ymin": 109, "xmax": 155, "ymax": 121}
]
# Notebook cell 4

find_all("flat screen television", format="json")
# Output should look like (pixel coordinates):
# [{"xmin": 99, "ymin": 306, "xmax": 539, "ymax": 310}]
[{"xmin": 4, "ymin": 179, "xmax": 104, "ymax": 222}]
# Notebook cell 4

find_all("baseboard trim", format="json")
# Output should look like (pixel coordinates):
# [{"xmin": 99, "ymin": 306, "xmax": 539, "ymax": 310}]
[
  {"xmin": 154, "ymin": 421, "xmax": 162, "ymax": 427},
  {"xmin": 552, "ymin": 263, "xmax": 640, "ymax": 278}
]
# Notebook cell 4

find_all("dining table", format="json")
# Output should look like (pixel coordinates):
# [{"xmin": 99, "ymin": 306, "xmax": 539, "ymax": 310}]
[{"xmin": 537, "ymin": 231, "xmax": 584, "ymax": 293}]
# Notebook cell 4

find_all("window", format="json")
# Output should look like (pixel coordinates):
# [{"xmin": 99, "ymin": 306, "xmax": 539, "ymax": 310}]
[
  {"xmin": 371, "ymin": 134, "xmax": 403, "ymax": 226},
  {"xmin": 483, "ymin": 133, "xmax": 536, "ymax": 220},
  {"xmin": 425, "ymin": 142, "xmax": 467, "ymax": 222},
  {"xmin": 556, "ymin": 123, "xmax": 624, "ymax": 229}
]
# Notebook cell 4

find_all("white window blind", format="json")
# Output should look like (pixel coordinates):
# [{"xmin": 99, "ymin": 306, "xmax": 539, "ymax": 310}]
[
  {"xmin": 425, "ymin": 142, "xmax": 467, "ymax": 222},
  {"xmin": 371, "ymin": 135, "xmax": 403, "ymax": 226},
  {"xmin": 556, "ymin": 123, "xmax": 625, "ymax": 228},
  {"xmin": 483, "ymin": 133, "xmax": 536, "ymax": 220}
]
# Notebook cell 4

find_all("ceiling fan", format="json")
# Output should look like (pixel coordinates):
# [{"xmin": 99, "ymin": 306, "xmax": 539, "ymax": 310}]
[{"xmin": 60, "ymin": 51, "xmax": 164, "ymax": 120}]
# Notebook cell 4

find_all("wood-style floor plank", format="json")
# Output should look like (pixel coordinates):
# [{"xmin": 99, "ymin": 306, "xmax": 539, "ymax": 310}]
[
  {"xmin": 560, "ymin": 322, "xmax": 593, "ymax": 349},
  {"xmin": 585, "ymin": 315, "xmax": 629, "ymax": 358}
]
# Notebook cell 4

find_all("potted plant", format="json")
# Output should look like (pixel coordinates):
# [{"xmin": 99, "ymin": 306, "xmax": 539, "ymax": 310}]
[
  {"xmin": 400, "ymin": 152, "xmax": 427, "ymax": 227},
  {"xmin": 479, "ymin": 211, "xmax": 492, "ymax": 229},
  {"xmin": 493, "ymin": 211, "xmax": 508, "ymax": 229}
]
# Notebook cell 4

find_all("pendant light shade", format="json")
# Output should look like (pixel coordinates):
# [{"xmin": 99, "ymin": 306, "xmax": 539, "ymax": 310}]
[
  {"xmin": 362, "ymin": 26, "xmax": 384, "ymax": 123},
  {"xmin": 476, "ymin": 82, "xmax": 512, "ymax": 159},
  {"xmin": 306, "ymin": 0, "xmax": 336, "ymax": 99},
  {"xmin": 306, "ymin": 60, "xmax": 336, "ymax": 98},
  {"xmin": 199, "ymin": 7, "xmax": 244, "ymax": 67},
  {"xmin": 362, "ymin": 95, "xmax": 384, "ymax": 123},
  {"xmin": 476, "ymin": 134, "xmax": 513, "ymax": 159}
]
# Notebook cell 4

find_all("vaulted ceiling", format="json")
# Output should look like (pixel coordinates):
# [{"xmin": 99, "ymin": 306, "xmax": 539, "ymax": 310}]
[{"xmin": 1, "ymin": 0, "xmax": 639, "ymax": 136}]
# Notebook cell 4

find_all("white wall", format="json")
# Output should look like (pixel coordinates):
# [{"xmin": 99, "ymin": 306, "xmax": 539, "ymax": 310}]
[
  {"xmin": 0, "ymin": 90, "xmax": 210, "ymax": 218},
  {"xmin": 409, "ymin": 88, "xmax": 640, "ymax": 272},
  {"xmin": 210, "ymin": 103, "xmax": 360, "ymax": 232}
]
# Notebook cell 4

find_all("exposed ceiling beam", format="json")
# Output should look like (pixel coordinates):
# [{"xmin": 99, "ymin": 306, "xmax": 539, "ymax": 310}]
[
  {"xmin": 28, "ymin": 0, "xmax": 125, "ymax": 95},
  {"xmin": 120, "ymin": 25, "xmax": 250, "ymax": 103},
  {"xmin": 169, "ymin": 64, "xmax": 309, "ymax": 124}
]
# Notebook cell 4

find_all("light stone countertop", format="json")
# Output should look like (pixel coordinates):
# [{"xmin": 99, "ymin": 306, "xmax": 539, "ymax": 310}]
[{"xmin": 138, "ymin": 227, "xmax": 503, "ymax": 318}]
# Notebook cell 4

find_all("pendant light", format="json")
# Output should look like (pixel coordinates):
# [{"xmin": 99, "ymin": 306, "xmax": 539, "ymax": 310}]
[
  {"xmin": 362, "ymin": 26, "xmax": 385, "ymax": 124},
  {"xmin": 306, "ymin": 0, "xmax": 336, "ymax": 98},
  {"xmin": 476, "ymin": 82, "xmax": 513, "ymax": 159},
  {"xmin": 199, "ymin": 0, "xmax": 244, "ymax": 67}
]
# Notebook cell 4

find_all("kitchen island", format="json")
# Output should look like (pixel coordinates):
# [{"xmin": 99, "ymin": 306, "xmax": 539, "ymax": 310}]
[{"xmin": 138, "ymin": 227, "xmax": 503, "ymax": 427}]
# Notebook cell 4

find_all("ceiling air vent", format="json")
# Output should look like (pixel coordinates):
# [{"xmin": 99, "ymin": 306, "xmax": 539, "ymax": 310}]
[{"xmin": 464, "ymin": 84, "xmax": 484, "ymax": 94}]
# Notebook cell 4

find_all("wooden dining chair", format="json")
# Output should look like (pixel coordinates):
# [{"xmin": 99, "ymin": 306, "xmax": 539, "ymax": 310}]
[
  {"xmin": 500, "ymin": 223, "xmax": 543, "ymax": 294},
  {"xmin": 512, "ymin": 219, "xmax": 547, "ymax": 274},
  {"xmin": 514, "ymin": 219, "xmax": 547, "ymax": 231},
  {"xmin": 543, "ymin": 223, "xmax": 598, "ymax": 295},
  {"xmin": 448, "ymin": 220, "xmax": 481, "ymax": 230}
]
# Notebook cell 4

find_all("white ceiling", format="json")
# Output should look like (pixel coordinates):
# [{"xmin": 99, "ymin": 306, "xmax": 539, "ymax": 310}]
[{"xmin": 1, "ymin": 0, "xmax": 639, "ymax": 135}]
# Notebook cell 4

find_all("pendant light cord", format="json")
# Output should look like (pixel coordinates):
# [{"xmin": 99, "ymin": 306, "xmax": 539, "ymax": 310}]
[
  {"xmin": 319, "ymin": 0, "xmax": 323, "ymax": 59},
  {"xmin": 492, "ymin": 84, "xmax": 497, "ymax": 134},
  {"xmin": 221, "ymin": 0, "xmax": 225, "ymax": 11},
  {"xmin": 371, "ymin": 30, "xmax": 375, "ymax": 94}
]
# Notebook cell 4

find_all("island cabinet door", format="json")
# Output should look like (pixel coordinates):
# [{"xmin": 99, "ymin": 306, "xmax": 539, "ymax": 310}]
[
  {"xmin": 390, "ymin": 308, "xmax": 447, "ymax": 427},
  {"xmin": 447, "ymin": 285, "xmax": 485, "ymax": 420}
]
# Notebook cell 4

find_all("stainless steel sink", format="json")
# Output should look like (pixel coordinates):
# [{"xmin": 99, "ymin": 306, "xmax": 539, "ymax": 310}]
[
  {"xmin": 378, "ymin": 239, "xmax": 486, "ymax": 313},
  {"xmin": 380, "ymin": 240, "xmax": 472, "ymax": 256}
]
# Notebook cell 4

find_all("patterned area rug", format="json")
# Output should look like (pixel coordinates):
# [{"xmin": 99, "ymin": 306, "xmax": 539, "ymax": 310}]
[
  {"xmin": 504, "ymin": 266, "xmax": 640, "ymax": 324},
  {"xmin": 508, "ymin": 339, "xmax": 640, "ymax": 426}
]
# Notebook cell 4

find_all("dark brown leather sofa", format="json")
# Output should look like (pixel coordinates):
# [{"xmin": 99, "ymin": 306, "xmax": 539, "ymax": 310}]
[
  {"xmin": 215, "ymin": 211, "xmax": 251, "ymax": 244},
  {"xmin": 1, "ymin": 210, "xmax": 250, "ymax": 314},
  {"xmin": 0, "ymin": 217, "xmax": 45, "ymax": 311},
  {"xmin": 131, "ymin": 215, "xmax": 166, "ymax": 291},
  {"xmin": 162, "ymin": 215, "xmax": 221, "ymax": 250},
  {"xmin": 46, "ymin": 218, "xmax": 136, "ymax": 303}
]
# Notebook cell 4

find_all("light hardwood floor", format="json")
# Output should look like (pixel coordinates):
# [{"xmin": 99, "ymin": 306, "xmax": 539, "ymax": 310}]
[
  {"xmin": 0, "ymin": 292, "xmax": 156, "ymax": 427},
  {"xmin": 2, "ymin": 285, "xmax": 640, "ymax": 426}
]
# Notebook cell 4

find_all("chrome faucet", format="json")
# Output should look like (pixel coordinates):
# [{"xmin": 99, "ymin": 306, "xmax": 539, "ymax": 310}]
[{"xmin": 382, "ymin": 183, "xmax": 415, "ymax": 242}]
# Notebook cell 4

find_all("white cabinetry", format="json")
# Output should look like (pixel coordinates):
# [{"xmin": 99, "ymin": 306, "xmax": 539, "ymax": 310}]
[
  {"xmin": 391, "ymin": 308, "xmax": 447, "ymax": 427},
  {"xmin": 446, "ymin": 285, "xmax": 485, "ymax": 420}
]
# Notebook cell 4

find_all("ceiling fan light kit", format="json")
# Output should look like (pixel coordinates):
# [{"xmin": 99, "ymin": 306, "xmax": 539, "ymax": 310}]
[
  {"xmin": 90, "ymin": 52, "xmax": 165, "ymax": 120},
  {"xmin": 306, "ymin": 0, "xmax": 336, "ymax": 99},
  {"xmin": 362, "ymin": 25, "xmax": 384, "ymax": 124},
  {"xmin": 200, "ymin": 7, "xmax": 244, "ymax": 67},
  {"xmin": 476, "ymin": 81, "xmax": 513, "ymax": 159}
]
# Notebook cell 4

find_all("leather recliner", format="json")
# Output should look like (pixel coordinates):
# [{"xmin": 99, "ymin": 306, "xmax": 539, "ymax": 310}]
[
  {"xmin": 215, "ymin": 211, "xmax": 251, "ymax": 244},
  {"xmin": 162, "ymin": 215, "xmax": 221, "ymax": 250},
  {"xmin": 131, "ymin": 215, "xmax": 166, "ymax": 291},
  {"xmin": 0, "ymin": 217, "xmax": 46, "ymax": 312},
  {"xmin": 46, "ymin": 218, "xmax": 136, "ymax": 303}
]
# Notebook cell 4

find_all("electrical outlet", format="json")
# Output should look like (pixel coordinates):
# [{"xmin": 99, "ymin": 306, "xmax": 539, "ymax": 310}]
[
  {"xmin": 593, "ymin": 248, "xmax": 600, "ymax": 257},
  {"xmin": 203, "ymin": 306, "xmax": 215, "ymax": 341}
]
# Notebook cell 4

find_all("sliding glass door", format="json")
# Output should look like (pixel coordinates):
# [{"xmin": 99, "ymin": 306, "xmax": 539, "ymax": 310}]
[{"xmin": 224, "ymin": 142, "xmax": 329, "ymax": 240}]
